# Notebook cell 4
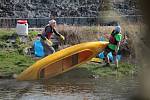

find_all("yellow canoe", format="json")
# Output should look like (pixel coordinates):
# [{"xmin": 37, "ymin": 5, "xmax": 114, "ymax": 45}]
[{"xmin": 16, "ymin": 41, "xmax": 108, "ymax": 80}]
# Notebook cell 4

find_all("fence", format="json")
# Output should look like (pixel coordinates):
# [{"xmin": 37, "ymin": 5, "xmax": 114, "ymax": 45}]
[{"xmin": 0, "ymin": 15, "xmax": 142, "ymax": 28}]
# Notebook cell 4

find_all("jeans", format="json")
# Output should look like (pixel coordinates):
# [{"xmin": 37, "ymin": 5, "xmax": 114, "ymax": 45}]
[{"xmin": 41, "ymin": 41, "xmax": 55, "ymax": 56}]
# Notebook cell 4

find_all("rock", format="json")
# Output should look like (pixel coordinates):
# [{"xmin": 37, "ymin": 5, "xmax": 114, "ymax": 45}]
[
  {"xmin": 89, "ymin": 75, "xmax": 100, "ymax": 79},
  {"xmin": 26, "ymin": 4, "xmax": 37, "ymax": 11},
  {"xmin": 13, "ymin": 74, "xmax": 18, "ymax": 79},
  {"xmin": 0, "ymin": 0, "xmax": 102, "ymax": 18},
  {"xmin": 90, "ymin": 4, "xmax": 98, "ymax": 11},
  {"xmin": 0, "ymin": 0, "xmax": 140, "ymax": 27}
]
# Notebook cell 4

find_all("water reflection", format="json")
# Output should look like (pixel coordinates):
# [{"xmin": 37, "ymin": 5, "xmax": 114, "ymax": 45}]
[{"xmin": 0, "ymin": 75, "xmax": 139, "ymax": 100}]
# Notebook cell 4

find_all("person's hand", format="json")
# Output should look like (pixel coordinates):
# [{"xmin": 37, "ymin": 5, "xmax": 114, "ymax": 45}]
[
  {"xmin": 114, "ymin": 49, "xmax": 118, "ymax": 56},
  {"xmin": 39, "ymin": 34, "xmax": 47, "ymax": 40},
  {"xmin": 60, "ymin": 35, "xmax": 65, "ymax": 41},
  {"xmin": 45, "ymin": 38, "xmax": 53, "ymax": 46},
  {"xmin": 104, "ymin": 33, "xmax": 110, "ymax": 39}
]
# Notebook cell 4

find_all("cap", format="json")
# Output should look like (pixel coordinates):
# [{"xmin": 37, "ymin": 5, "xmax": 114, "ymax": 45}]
[
  {"xmin": 115, "ymin": 26, "xmax": 121, "ymax": 33},
  {"xmin": 49, "ymin": 19, "xmax": 56, "ymax": 25}
]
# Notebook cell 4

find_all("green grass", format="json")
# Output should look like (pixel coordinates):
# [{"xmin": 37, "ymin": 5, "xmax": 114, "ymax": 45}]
[
  {"xmin": 58, "ymin": 62, "xmax": 137, "ymax": 79},
  {"xmin": 0, "ymin": 29, "xmax": 15, "ymax": 36},
  {"xmin": 0, "ymin": 50, "xmax": 35, "ymax": 76},
  {"xmin": 0, "ymin": 29, "xmax": 37, "ymax": 77},
  {"xmin": 79, "ymin": 62, "xmax": 136, "ymax": 77}
]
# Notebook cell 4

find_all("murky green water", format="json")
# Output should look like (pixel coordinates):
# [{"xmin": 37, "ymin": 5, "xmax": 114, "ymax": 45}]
[{"xmin": 0, "ymin": 75, "xmax": 139, "ymax": 100}]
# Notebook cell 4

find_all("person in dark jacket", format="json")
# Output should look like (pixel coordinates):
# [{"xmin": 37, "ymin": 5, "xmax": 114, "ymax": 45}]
[{"xmin": 40, "ymin": 19, "xmax": 65, "ymax": 56}]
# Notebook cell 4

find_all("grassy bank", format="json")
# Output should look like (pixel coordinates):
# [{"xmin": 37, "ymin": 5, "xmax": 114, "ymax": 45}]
[
  {"xmin": 51, "ymin": 62, "xmax": 136, "ymax": 79},
  {"xmin": 0, "ymin": 51, "xmax": 35, "ymax": 77},
  {"xmin": 0, "ymin": 27, "xmax": 137, "ymax": 78},
  {"xmin": 0, "ymin": 29, "xmax": 36, "ymax": 78},
  {"xmin": 0, "ymin": 49, "xmax": 136, "ymax": 78},
  {"xmin": 79, "ymin": 62, "xmax": 136, "ymax": 77}
]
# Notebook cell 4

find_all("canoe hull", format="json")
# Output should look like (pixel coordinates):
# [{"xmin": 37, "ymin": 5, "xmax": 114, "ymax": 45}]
[{"xmin": 17, "ymin": 41, "xmax": 108, "ymax": 80}]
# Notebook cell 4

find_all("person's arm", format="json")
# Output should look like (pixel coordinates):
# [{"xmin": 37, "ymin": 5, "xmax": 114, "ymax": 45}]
[
  {"xmin": 38, "ymin": 34, "xmax": 53, "ymax": 46},
  {"xmin": 115, "ymin": 42, "xmax": 120, "ymax": 55},
  {"xmin": 53, "ymin": 28, "xmax": 65, "ymax": 40},
  {"xmin": 114, "ymin": 34, "xmax": 122, "ymax": 53},
  {"xmin": 104, "ymin": 32, "xmax": 110, "ymax": 39}
]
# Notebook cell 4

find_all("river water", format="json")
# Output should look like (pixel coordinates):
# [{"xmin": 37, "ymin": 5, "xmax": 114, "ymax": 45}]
[{"xmin": 0, "ymin": 74, "xmax": 139, "ymax": 100}]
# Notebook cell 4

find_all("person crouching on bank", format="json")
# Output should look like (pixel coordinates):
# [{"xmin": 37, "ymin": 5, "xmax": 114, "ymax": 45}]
[{"xmin": 39, "ymin": 19, "xmax": 65, "ymax": 56}]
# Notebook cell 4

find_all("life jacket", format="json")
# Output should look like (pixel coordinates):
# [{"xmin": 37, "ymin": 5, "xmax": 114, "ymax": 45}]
[
  {"xmin": 42, "ymin": 25, "xmax": 53, "ymax": 39},
  {"xmin": 109, "ymin": 30, "xmax": 119, "ymax": 45}
]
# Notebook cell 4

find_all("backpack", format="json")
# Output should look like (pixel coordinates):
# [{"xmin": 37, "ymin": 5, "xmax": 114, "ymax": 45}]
[{"xmin": 34, "ymin": 40, "xmax": 45, "ymax": 57}]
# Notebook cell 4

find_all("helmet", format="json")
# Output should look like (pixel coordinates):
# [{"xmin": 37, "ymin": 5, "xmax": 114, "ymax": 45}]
[
  {"xmin": 49, "ymin": 19, "xmax": 56, "ymax": 25},
  {"xmin": 115, "ymin": 26, "xmax": 121, "ymax": 33}
]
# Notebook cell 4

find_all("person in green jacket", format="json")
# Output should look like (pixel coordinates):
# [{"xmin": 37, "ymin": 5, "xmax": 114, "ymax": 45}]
[{"xmin": 103, "ymin": 25, "xmax": 122, "ymax": 68}]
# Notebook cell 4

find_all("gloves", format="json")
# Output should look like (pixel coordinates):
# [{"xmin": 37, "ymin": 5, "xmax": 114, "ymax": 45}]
[
  {"xmin": 45, "ymin": 38, "xmax": 53, "ymax": 46},
  {"xmin": 60, "ymin": 35, "xmax": 65, "ymax": 41}
]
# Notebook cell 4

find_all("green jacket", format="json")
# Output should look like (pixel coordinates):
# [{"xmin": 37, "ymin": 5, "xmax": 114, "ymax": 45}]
[{"xmin": 108, "ymin": 33, "xmax": 122, "ymax": 50}]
